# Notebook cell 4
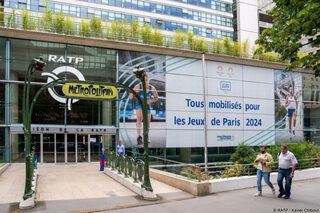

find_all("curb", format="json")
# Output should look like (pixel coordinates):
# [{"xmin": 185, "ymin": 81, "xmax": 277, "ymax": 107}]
[
  {"xmin": 0, "ymin": 163, "xmax": 11, "ymax": 176},
  {"xmin": 104, "ymin": 167, "xmax": 159, "ymax": 201}
]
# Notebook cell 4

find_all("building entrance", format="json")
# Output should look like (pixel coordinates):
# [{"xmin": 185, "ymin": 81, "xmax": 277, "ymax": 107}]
[{"xmin": 11, "ymin": 133, "xmax": 115, "ymax": 163}]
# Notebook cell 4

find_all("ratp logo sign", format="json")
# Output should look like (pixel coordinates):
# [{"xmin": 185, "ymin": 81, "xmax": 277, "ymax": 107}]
[{"xmin": 41, "ymin": 66, "xmax": 85, "ymax": 110}]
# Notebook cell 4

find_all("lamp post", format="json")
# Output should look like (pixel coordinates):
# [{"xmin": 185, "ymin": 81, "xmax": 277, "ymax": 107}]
[
  {"xmin": 22, "ymin": 57, "xmax": 46, "ymax": 200},
  {"xmin": 133, "ymin": 66, "xmax": 153, "ymax": 192}
]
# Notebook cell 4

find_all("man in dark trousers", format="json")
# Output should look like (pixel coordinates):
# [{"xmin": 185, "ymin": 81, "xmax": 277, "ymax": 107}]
[{"xmin": 277, "ymin": 145, "xmax": 298, "ymax": 199}]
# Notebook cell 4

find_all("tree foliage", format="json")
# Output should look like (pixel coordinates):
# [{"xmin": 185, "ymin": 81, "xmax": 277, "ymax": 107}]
[
  {"xmin": 255, "ymin": 0, "xmax": 320, "ymax": 76},
  {"xmin": 230, "ymin": 142, "xmax": 257, "ymax": 164}
]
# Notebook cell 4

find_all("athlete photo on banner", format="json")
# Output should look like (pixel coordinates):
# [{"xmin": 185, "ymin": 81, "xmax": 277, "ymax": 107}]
[
  {"xmin": 118, "ymin": 51, "xmax": 166, "ymax": 148},
  {"xmin": 274, "ymin": 70, "xmax": 303, "ymax": 143}
]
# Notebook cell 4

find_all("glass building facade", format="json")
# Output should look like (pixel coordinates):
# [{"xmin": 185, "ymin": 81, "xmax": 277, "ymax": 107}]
[
  {"xmin": 3, "ymin": 0, "xmax": 234, "ymax": 39},
  {"xmin": 0, "ymin": 38, "xmax": 117, "ymax": 163},
  {"xmin": 1, "ymin": 35, "xmax": 320, "ymax": 165}
]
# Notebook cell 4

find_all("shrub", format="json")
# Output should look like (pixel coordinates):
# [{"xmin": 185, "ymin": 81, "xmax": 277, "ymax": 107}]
[
  {"xmin": 116, "ymin": 21, "xmax": 124, "ymax": 40},
  {"xmin": 122, "ymin": 20, "xmax": 129, "ymax": 41},
  {"xmin": 242, "ymin": 39, "xmax": 249, "ymax": 57},
  {"xmin": 53, "ymin": 10, "xmax": 65, "ymax": 34},
  {"xmin": 6, "ymin": 8, "xmax": 16, "ymax": 28},
  {"xmin": 213, "ymin": 163, "xmax": 248, "ymax": 179},
  {"xmin": 230, "ymin": 142, "xmax": 257, "ymax": 164},
  {"xmin": 89, "ymin": 16, "xmax": 102, "ymax": 37},
  {"xmin": 187, "ymin": 31, "xmax": 194, "ymax": 50},
  {"xmin": 110, "ymin": 21, "xmax": 117, "ymax": 39},
  {"xmin": 212, "ymin": 38, "xmax": 223, "ymax": 54},
  {"xmin": 42, "ymin": 7, "xmax": 53, "ymax": 32},
  {"xmin": 233, "ymin": 41, "xmax": 241, "ymax": 57},
  {"xmin": 173, "ymin": 28, "xmax": 186, "ymax": 48},
  {"xmin": 153, "ymin": 26, "xmax": 163, "ymax": 46},
  {"xmin": 141, "ymin": 23, "xmax": 152, "ymax": 44},
  {"xmin": 223, "ymin": 37, "xmax": 233, "ymax": 55},
  {"xmin": 64, "ymin": 16, "xmax": 74, "ymax": 35},
  {"xmin": 21, "ymin": 8, "xmax": 29, "ymax": 30},
  {"xmin": 193, "ymin": 36, "xmax": 207, "ymax": 52},
  {"xmin": 130, "ymin": 17, "xmax": 139, "ymax": 42},
  {"xmin": 79, "ymin": 19, "xmax": 90, "ymax": 37}
]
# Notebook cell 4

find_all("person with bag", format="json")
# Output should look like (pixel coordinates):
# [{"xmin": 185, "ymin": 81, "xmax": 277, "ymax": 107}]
[{"xmin": 253, "ymin": 146, "xmax": 276, "ymax": 196}]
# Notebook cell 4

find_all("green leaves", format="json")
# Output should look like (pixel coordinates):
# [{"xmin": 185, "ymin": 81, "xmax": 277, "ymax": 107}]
[{"xmin": 256, "ymin": 0, "xmax": 320, "ymax": 76}]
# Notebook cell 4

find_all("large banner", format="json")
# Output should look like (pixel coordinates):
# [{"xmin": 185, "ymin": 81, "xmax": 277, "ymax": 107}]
[
  {"xmin": 118, "ymin": 51, "xmax": 166, "ymax": 148},
  {"xmin": 119, "ymin": 52, "xmax": 303, "ymax": 148}
]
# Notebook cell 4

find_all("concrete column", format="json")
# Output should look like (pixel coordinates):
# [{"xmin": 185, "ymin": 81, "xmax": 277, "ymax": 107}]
[{"xmin": 236, "ymin": 0, "xmax": 259, "ymax": 49}]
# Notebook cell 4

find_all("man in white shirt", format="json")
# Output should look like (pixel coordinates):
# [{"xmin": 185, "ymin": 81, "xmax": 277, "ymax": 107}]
[
  {"xmin": 277, "ymin": 145, "xmax": 298, "ymax": 199},
  {"xmin": 117, "ymin": 141, "xmax": 125, "ymax": 155}
]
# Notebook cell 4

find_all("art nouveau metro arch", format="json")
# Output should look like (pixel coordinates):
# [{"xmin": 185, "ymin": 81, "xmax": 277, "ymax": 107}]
[{"xmin": 21, "ymin": 57, "xmax": 153, "ymax": 201}]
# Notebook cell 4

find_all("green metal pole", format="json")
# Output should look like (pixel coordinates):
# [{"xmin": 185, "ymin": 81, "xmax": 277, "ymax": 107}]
[
  {"xmin": 23, "ymin": 63, "xmax": 34, "ymax": 200},
  {"xmin": 141, "ymin": 77, "xmax": 152, "ymax": 192},
  {"xmin": 22, "ymin": 58, "xmax": 46, "ymax": 200}
]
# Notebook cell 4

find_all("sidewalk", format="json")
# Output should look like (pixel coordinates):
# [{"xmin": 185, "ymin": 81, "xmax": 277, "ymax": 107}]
[{"xmin": 0, "ymin": 163, "xmax": 194, "ymax": 213}]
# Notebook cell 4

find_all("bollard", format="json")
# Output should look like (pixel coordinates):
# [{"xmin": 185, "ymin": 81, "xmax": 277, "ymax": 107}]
[
  {"xmin": 34, "ymin": 155, "xmax": 38, "ymax": 169},
  {"xmin": 100, "ymin": 154, "xmax": 105, "ymax": 171}
]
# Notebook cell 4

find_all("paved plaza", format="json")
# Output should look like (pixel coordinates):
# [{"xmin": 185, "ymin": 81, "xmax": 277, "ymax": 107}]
[{"xmin": 0, "ymin": 164, "xmax": 319, "ymax": 213}]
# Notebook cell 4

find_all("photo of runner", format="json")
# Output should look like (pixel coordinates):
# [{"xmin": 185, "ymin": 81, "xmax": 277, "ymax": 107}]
[
  {"xmin": 129, "ymin": 74, "xmax": 159, "ymax": 145},
  {"xmin": 285, "ymin": 86, "xmax": 297, "ymax": 138},
  {"xmin": 118, "ymin": 51, "xmax": 166, "ymax": 148},
  {"xmin": 274, "ymin": 71, "xmax": 303, "ymax": 142}
]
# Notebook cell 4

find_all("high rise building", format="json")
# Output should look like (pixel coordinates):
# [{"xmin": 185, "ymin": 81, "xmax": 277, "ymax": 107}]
[{"xmin": 1, "ymin": 0, "xmax": 234, "ymax": 40}]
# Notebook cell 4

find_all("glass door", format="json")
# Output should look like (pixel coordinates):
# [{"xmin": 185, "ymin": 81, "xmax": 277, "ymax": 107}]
[
  {"xmin": 43, "ymin": 134, "xmax": 55, "ymax": 163},
  {"xmin": 90, "ymin": 135, "xmax": 102, "ymax": 162},
  {"xmin": 77, "ymin": 135, "xmax": 88, "ymax": 162},
  {"xmin": 31, "ymin": 134, "xmax": 41, "ymax": 163},
  {"xmin": 67, "ymin": 134, "xmax": 76, "ymax": 163},
  {"xmin": 56, "ymin": 134, "xmax": 65, "ymax": 163}
]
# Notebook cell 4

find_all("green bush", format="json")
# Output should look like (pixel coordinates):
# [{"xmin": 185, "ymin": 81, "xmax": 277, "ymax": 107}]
[
  {"xmin": 141, "ymin": 23, "xmax": 152, "ymax": 44},
  {"xmin": 153, "ymin": 26, "xmax": 163, "ymax": 46},
  {"xmin": 6, "ymin": 8, "xmax": 16, "ymax": 28},
  {"xmin": 212, "ymin": 38, "xmax": 223, "ymax": 54},
  {"xmin": 130, "ymin": 17, "xmax": 139, "ymax": 42},
  {"xmin": 223, "ymin": 37, "xmax": 233, "ymax": 55},
  {"xmin": 53, "ymin": 10, "xmax": 65, "ymax": 34},
  {"xmin": 89, "ymin": 16, "xmax": 102, "ymax": 37},
  {"xmin": 187, "ymin": 31, "xmax": 194, "ymax": 50},
  {"xmin": 173, "ymin": 28, "xmax": 186, "ymax": 48},
  {"xmin": 42, "ymin": 8, "xmax": 53, "ymax": 32},
  {"xmin": 79, "ymin": 19, "xmax": 90, "ymax": 37},
  {"xmin": 64, "ymin": 16, "xmax": 74, "ymax": 35},
  {"xmin": 230, "ymin": 142, "xmax": 257, "ymax": 164}
]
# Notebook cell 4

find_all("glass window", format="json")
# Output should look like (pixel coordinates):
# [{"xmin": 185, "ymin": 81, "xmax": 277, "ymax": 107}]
[
  {"xmin": 0, "ymin": 84, "xmax": 4, "ymax": 124},
  {"xmin": 80, "ymin": 7, "xmax": 88, "ymax": 18},
  {"xmin": 54, "ymin": 3, "xmax": 62, "ymax": 13},
  {"xmin": 0, "ymin": 38, "xmax": 6, "ymax": 80},
  {"xmin": 62, "ymin": 4, "xmax": 69, "ymax": 15},
  {"xmin": 70, "ymin": 6, "xmax": 77, "ymax": 17}
]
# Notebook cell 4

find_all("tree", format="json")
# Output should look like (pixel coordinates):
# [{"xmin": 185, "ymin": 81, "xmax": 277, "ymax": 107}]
[{"xmin": 255, "ymin": 0, "xmax": 320, "ymax": 77}]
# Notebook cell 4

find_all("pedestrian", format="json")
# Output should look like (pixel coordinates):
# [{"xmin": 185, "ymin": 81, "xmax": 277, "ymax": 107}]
[
  {"xmin": 253, "ymin": 145, "xmax": 276, "ymax": 196},
  {"xmin": 277, "ymin": 145, "xmax": 298, "ymax": 199},
  {"xmin": 117, "ymin": 141, "xmax": 125, "ymax": 155}
]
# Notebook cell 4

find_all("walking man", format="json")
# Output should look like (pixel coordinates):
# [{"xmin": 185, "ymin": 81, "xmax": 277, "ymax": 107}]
[
  {"xmin": 277, "ymin": 145, "xmax": 298, "ymax": 199},
  {"xmin": 254, "ymin": 146, "xmax": 276, "ymax": 196},
  {"xmin": 117, "ymin": 141, "xmax": 125, "ymax": 155}
]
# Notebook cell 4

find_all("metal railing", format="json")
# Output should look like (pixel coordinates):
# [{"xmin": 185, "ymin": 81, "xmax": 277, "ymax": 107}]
[
  {"xmin": 126, "ymin": 150, "xmax": 204, "ymax": 182},
  {"xmin": 118, "ymin": 151, "xmax": 320, "ymax": 182},
  {"xmin": 105, "ymin": 150, "xmax": 145, "ymax": 183},
  {"xmin": 204, "ymin": 158, "xmax": 320, "ymax": 180}
]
